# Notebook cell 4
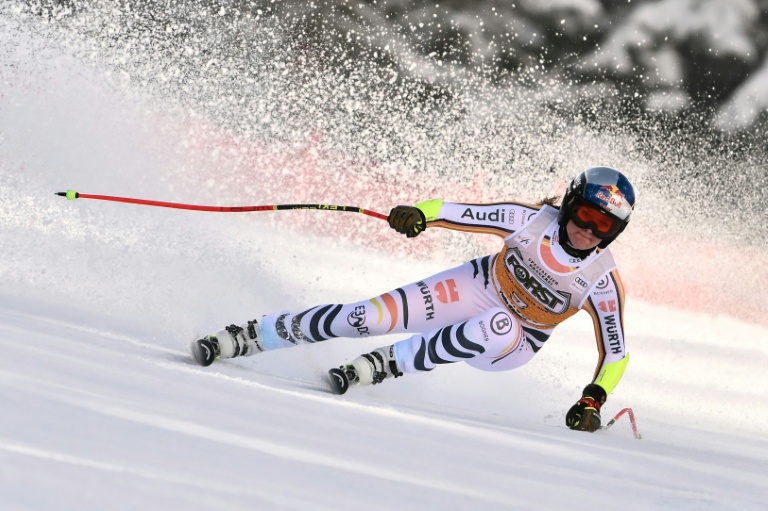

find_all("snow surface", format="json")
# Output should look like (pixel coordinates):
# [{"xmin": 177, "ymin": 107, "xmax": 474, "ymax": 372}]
[
  {"xmin": 2, "ymin": 7, "xmax": 768, "ymax": 511},
  {"xmin": 2, "ymin": 219, "xmax": 768, "ymax": 511},
  {"xmin": 3, "ymin": 297, "xmax": 766, "ymax": 511}
]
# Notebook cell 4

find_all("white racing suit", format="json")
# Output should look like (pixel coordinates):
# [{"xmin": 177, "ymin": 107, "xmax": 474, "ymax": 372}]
[{"xmin": 258, "ymin": 200, "xmax": 629, "ymax": 395}]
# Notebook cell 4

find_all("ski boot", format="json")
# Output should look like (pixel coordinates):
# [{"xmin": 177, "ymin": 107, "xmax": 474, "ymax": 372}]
[
  {"xmin": 328, "ymin": 345, "xmax": 403, "ymax": 395},
  {"xmin": 191, "ymin": 320, "xmax": 263, "ymax": 367}
]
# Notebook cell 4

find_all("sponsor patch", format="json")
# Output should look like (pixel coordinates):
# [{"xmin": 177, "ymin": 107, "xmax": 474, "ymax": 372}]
[
  {"xmin": 490, "ymin": 312, "xmax": 514, "ymax": 336},
  {"xmin": 505, "ymin": 247, "xmax": 571, "ymax": 314},
  {"xmin": 434, "ymin": 279, "xmax": 460, "ymax": 304},
  {"xmin": 347, "ymin": 305, "xmax": 369, "ymax": 336}
]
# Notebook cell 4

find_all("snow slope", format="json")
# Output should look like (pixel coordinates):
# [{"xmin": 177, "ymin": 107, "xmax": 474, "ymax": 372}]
[
  {"xmin": 2, "ymin": 7, "xmax": 768, "ymax": 511},
  {"xmin": 1, "ymin": 246, "xmax": 767, "ymax": 511}
]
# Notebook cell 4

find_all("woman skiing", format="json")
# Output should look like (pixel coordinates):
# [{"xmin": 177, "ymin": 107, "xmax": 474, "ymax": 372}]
[{"xmin": 192, "ymin": 166, "xmax": 636, "ymax": 432}]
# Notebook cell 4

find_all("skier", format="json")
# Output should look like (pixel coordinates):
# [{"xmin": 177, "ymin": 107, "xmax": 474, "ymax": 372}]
[{"xmin": 192, "ymin": 166, "xmax": 635, "ymax": 432}]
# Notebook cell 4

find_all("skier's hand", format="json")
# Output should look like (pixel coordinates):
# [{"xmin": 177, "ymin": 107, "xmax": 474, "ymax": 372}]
[
  {"xmin": 388, "ymin": 205, "xmax": 427, "ymax": 238},
  {"xmin": 566, "ymin": 398, "xmax": 602, "ymax": 432},
  {"xmin": 566, "ymin": 383, "xmax": 607, "ymax": 432}
]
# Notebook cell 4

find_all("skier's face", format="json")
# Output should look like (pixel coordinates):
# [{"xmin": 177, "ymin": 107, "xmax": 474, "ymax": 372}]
[{"xmin": 565, "ymin": 220, "xmax": 602, "ymax": 250}]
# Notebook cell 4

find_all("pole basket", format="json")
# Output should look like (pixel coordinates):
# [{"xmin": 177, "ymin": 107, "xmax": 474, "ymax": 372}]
[{"xmin": 602, "ymin": 407, "xmax": 642, "ymax": 439}]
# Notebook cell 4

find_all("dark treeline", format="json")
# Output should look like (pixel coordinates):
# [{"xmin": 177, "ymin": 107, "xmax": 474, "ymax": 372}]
[{"xmin": 23, "ymin": 0, "xmax": 768, "ymax": 136}]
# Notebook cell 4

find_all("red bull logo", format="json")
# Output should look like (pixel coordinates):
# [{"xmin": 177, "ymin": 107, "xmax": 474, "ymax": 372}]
[
  {"xmin": 591, "ymin": 184, "xmax": 633, "ymax": 220},
  {"xmin": 595, "ymin": 185, "xmax": 624, "ymax": 210}
]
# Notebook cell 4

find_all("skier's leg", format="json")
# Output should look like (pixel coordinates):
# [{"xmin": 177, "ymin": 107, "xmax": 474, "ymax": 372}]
[
  {"xmin": 259, "ymin": 255, "xmax": 498, "ymax": 347},
  {"xmin": 193, "ymin": 255, "xmax": 498, "ymax": 366},
  {"xmin": 392, "ymin": 306, "xmax": 542, "ymax": 373},
  {"xmin": 338, "ymin": 307, "xmax": 550, "ymax": 389}
]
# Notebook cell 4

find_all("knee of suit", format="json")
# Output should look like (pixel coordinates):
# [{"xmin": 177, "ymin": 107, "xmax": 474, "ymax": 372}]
[
  {"xmin": 463, "ymin": 307, "xmax": 523, "ymax": 352},
  {"xmin": 392, "ymin": 307, "xmax": 530, "ymax": 374},
  {"xmin": 463, "ymin": 307, "xmax": 532, "ymax": 372}
]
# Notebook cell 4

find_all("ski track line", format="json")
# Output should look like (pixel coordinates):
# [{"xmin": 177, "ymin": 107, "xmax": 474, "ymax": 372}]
[
  {"xmin": 0, "ymin": 440, "xmax": 255, "ymax": 500},
  {"xmin": 3, "ymin": 368, "xmax": 735, "ymax": 508},
  {"xmin": 0, "ymin": 313, "xmax": 487, "ymax": 442},
  {"xmin": 0, "ymin": 441, "xmax": 335, "ymax": 511},
  {"xmin": 0, "ymin": 371, "xmax": 509, "ymax": 505},
  {"xmin": 151, "ymin": 357, "xmax": 541, "ymax": 444},
  {"xmin": 0, "ymin": 307, "xmax": 178, "ymax": 355},
  {"xmin": 148, "ymin": 358, "xmax": 768, "ymax": 499}
]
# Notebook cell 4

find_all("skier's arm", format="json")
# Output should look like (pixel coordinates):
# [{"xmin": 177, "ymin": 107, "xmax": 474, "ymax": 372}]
[
  {"xmin": 389, "ymin": 199, "xmax": 542, "ymax": 238},
  {"xmin": 582, "ymin": 268, "xmax": 629, "ymax": 396},
  {"xmin": 565, "ymin": 269, "xmax": 628, "ymax": 432}
]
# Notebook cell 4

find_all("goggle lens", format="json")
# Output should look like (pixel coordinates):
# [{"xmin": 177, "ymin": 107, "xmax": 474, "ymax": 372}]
[{"xmin": 570, "ymin": 200, "xmax": 622, "ymax": 238}]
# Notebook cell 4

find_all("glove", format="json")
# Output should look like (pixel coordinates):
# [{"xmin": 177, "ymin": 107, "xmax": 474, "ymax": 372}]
[
  {"xmin": 388, "ymin": 205, "xmax": 427, "ymax": 238},
  {"xmin": 565, "ymin": 383, "xmax": 607, "ymax": 432}
]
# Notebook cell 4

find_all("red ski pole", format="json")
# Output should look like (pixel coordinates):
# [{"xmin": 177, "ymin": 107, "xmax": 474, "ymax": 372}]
[
  {"xmin": 55, "ymin": 190, "xmax": 388, "ymax": 221},
  {"xmin": 602, "ymin": 407, "xmax": 642, "ymax": 439}
]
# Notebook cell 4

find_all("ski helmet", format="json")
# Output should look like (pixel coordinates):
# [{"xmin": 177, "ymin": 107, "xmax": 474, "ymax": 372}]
[{"xmin": 557, "ymin": 167, "xmax": 636, "ymax": 249}]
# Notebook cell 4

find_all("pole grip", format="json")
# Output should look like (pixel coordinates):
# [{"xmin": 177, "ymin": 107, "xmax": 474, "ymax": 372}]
[{"xmin": 55, "ymin": 190, "xmax": 80, "ymax": 200}]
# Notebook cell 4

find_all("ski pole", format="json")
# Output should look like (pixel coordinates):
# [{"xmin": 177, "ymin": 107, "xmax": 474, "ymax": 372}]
[
  {"xmin": 602, "ymin": 407, "xmax": 642, "ymax": 439},
  {"xmin": 55, "ymin": 190, "xmax": 388, "ymax": 221}
]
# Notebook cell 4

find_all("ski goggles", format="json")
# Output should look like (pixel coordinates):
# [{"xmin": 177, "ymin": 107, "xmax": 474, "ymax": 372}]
[{"xmin": 568, "ymin": 198, "xmax": 624, "ymax": 239}]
